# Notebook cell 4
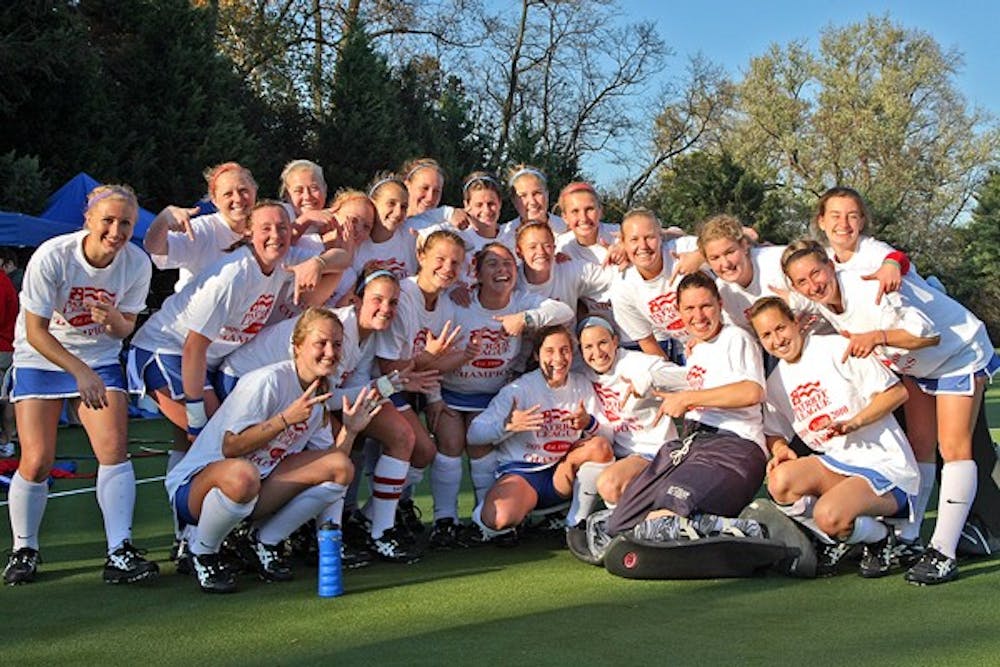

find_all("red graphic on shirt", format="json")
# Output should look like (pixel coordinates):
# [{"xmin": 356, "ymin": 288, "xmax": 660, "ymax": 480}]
[
  {"xmin": 471, "ymin": 326, "xmax": 509, "ymax": 369},
  {"xmin": 647, "ymin": 292, "xmax": 683, "ymax": 330},
  {"xmin": 687, "ymin": 365, "xmax": 706, "ymax": 390},
  {"xmin": 61, "ymin": 286, "xmax": 116, "ymax": 330},
  {"xmin": 246, "ymin": 420, "xmax": 309, "ymax": 470},
  {"xmin": 593, "ymin": 382, "xmax": 621, "ymax": 421},
  {"xmin": 240, "ymin": 294, "xmax": 275, "ymax": 335},
  {"xmin": 790, "ymin": 381, "xmax": 831, "ymax": 424},
  {"xmin": 364, "ymin": 258, "xmax": 408, "ymax": 280},
  {"xmin": 413, "ymin": 328, "xmax": 429, "ymax": 356}
]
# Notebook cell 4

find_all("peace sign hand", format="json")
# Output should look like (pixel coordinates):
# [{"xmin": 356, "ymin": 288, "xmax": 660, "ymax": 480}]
[
  {"xmin": 424, "ymin": 320, "xmax": 462, "ymax": 356},
  {"xmin": 282, "ymin": 379, "xmax": 333, "ymax": 426}
]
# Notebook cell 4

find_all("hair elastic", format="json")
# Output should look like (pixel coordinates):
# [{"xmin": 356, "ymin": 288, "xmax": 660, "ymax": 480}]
[
  {"xmin": 576, "ymin": 315, "xmax": 616, "ymax": 337},
  {"xmin": 462, "ymin": 175, "xmax": 500, "ymax": 193},
  {"xmin": 508, "ymin": 167, "xmax": 547, "ymax": 188},
  {"xmin": 355, "ymin": 269, "xmax": 398, "ymax": 295}
]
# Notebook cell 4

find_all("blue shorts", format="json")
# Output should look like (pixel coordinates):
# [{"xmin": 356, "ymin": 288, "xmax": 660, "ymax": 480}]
[
  {"xmin": 7, "ymin": 364, "xmax": 126, "ymax": 401},
  {"xmin": 496, "ymin": 462, "xmax": 566, "ymax": 510},
  {"xmin": 173, "ymin": 478, "xmax": 197, "ymax": 527},
  {"xmin": 441, "ymin": 387, "xmax": 494, "ymax": 412},
  {"xmin": 912, "ymin": 353, "xmax": 1000, "ymax": 396},
  {"xmin": 818, "ymin": 455, "xmax": 909, "ymax": 518},
  {"xmin": 215, "ymin": 373, "xmax": 239, "ymax": 402},
  {"xmin": 128, "ymin": 347, "xmax": 218, "ymax": 400}
]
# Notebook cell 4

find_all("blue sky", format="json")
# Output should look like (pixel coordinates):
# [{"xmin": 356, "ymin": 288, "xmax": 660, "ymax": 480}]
[{"xmin": 591, "ymin": 0, "xmax": 999, "ymax": 183}]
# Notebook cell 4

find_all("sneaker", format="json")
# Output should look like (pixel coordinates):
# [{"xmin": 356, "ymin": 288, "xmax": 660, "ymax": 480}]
[
  {"xmin": 103, "ymin": 541, "xmax": 160, "ymax": 584},
  {"xmin": 250, "ymin": 533, "xmax": 293, "ymax": 582},
  {"xmin": 815, "ymin": 541, "xmax": 853, "ymax": 577},
  {"xmin": 904, "ymin": 547, "xmax": 958, "ymax": 586},
  {"xmin": 371, "ymin": 527, "xmax": 422, "ymax": 564},
  {"xmin": 566, "ymin": 522, "xmax": 602, "ymax": 566},
  {"xmin": 890, "ymin": 538, "xmax": 924, "ymax": 568},
  {"xmin": 0, "ymin": 442, "xmax": 15, "ymax": 458},
  {"xmin": 191, "ymin": 552, "xmax": 238, "ymax": 594},
  {"xmin": 341, "ymin": 543, "xmax": 376, "ymax": 570},
  {"xmin": 584, "ymin": 509, "xmax": 615, "ymax": 563},
  {"xmin": 3, "ymin": 547, "xmax": 39, "ymax": 585},
  {"xmin": 174, "ymin": 538, "xmax": 193, "ymax": 576},
  {"xmin": 859, "ymin": 532, "xmax": 896, "ymax": 578},
  {"xmin": 396, "ymin": 499, "xmax": 425, "ymax": 535},
  {"xmin": 343, "ymin": 510, "xmax": 373, "ymax": 549},
  {"xmin": 428, "ymin": 518, "xmax": 469, "ymax": 550}
]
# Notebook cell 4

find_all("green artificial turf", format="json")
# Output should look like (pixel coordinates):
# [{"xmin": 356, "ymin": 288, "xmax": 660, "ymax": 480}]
[{"xmin": 3, "ymin": 390, "xmax": 1000, "ymax": 666}]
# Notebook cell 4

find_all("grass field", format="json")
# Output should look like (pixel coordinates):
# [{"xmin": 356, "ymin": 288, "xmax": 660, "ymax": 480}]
[{"xmin": 2, "ymin": 388, "xmax": 999, "ymax": 666}]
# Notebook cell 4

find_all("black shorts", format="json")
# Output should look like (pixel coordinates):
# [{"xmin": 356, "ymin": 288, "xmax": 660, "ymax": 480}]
[{"xmin": 606, "ymin": 428, "xmax": 766, "ymax": 535}]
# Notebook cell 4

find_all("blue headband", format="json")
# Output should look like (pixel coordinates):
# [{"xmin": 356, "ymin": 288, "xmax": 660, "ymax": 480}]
[
  {"xmin": 356, "ymin": 269, "xmax": 398, "ymax": 295},
  {"xmin": 576, "ymin": 315, "xmax": 616, "ymax": 337}
]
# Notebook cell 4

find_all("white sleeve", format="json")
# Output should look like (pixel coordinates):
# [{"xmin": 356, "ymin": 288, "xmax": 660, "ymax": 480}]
[
  {"xmin": 118, "ymin": 253, "xmax": 152, "ymax": 314},
  {"xmin": 880, "ymin": 292, "xmax": 937, "ymax": 339},
  {"xmin": 467, "ymin": 384, "xmax": 518, "ymax": 446},
  {"xmin": 763, "ymin": 398, "xmax": 796, "ymax": 441},
  {"xmin": 407, "ymin": 206, "xmax": 454, "ymax": 233},
  {"xmin": 610, "ymin": 278, "xmax": 653, "ymax": 340},
  {"xmin": 19, "ymin": 246, "xmax": 60, "ymax": 318},
  {"xmin": 516, "ymin": 292, "xmax": 574, "ymax": 327},
  {"xmin": 224, "ymin": 374, "xmax": 281, "ymax": 437},
  {"xmin": 579, "ymin": 262, "xmax": 615, "ymax": 299},
  {"xmin": 843, "ymin": 346, "xmax": 900, "ymax": 399},
  {"xmin": 178, "ymin": 267, "xmax": 242, "ymax": 339},
  {"xmin": 646, "ymin": 357, "xmax": 689, "ymax": 393}
]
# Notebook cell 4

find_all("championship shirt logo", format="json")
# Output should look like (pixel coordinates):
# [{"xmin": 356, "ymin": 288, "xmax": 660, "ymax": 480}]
[
  {"xmin": 789, "ymin": 381, "xmax": 831, "ymax": 423},
  {"xmin": 472, "ymin": 326, "xmax": 509, "ymax": 368},
  {"xmin": 647, "ymin": 292, "xmax": 683, "ymax": 331},
  {"xmin": 686, "ymin": 365, "xmax": 706, "ymax": 390},
  {"xmin": 62, "ymin": 286, "xmax": 116, "ymax": 329},
  {"xmin": 246, "ymin": 421, "xmax": 308, "ymax": 470},
  {"xmin": 365, "ymin": 258, "xmax": 408, "ymax": 279},
  {"xmin": 413, "ymin": 328, "xmax": 429, "ymax": 356},
  {"xmin": 239, "ymin": 293, "xmax": 276, "ymax": 335},
  {"xmin": 592, "ymin": 382, "xmax": 621, "ymax": 421},
  {"xmin": 538, "ymin": 407, "xmax": 577, "ymax": 453}
]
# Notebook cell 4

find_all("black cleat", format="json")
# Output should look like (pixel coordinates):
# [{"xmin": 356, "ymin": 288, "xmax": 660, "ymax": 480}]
[
  {"xmin": 250, "ymin": 533, "xmax": 293, "ymax": 582},
  {"xmin": 371, "ymin": 527, "xmax": 422, "ymax": 564},
  {"xmin": 859, "ymin": 531, "xmax": 896, "ymax": 578},
  {"xmin": 428, "ymin": 518, "xmax": 470, "ymax": 550},
  {"xmin": 191, "ymin": 552, "xmax": 238, "ymax": 594},
  {"xmin": 904, "ymin": 547, "xmax": 958, "ymax": 586},
  {"xmin": 103, "ymin": 541, "xmax": 160, "ymax": 584},
  {"xmin": 3, "ymin": 547, "xmax": 39, "ymax": 586},
  {"xmin": 396, "ymin": 499, "xmax": 425, "ymax": 534}
]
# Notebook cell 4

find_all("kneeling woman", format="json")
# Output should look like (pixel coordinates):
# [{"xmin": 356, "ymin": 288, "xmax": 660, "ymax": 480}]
[
  {"xmin": 467, "ymin": 325, "xmax": 614, "ymax": 541},
  {"xmin": 749, "ymin": 297, "xmax": 919, "ymax": 577},
  {"xmin": 165, "ymin": 309, "xmax": 380, "ymax": 593}
]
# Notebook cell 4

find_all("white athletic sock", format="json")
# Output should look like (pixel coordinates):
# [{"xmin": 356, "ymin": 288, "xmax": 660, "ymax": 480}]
[
  {"xmin": 370, "ymin": 455, "xmax": 408, "ymax": 539},
  {"xmin": 96, "ymin": 461, "xmax": 136, "ymax": 553},
  {"xmin": 318, "ymin": 495, "xmax": 346, "ymax": 527},
  {"xmin": 930, "ymin": 460, "xmax": 977, "ymax": 559},
  {"xmin": 471, "ymin": 502, "xmax": 512, "ymax": 538},
  {"xmin": 8, "ymin": 471, "xmax": 48, "ymax": 550},
  {"xmin": 257, "ymin": 482, "xmax": 345, "ymax": 545},
  {"xmin": 190, "ymin": 488, "xmax": 256, "ymax": 556},
  {"xmin": 431, "ymin": 454, "xmax": 463, "ymax": 521},
  {"xmin": 401, "ymin": 465, "xmax": 424, "ymax": 502},
  {"xmin": 470, "ymin": 450, "xmax": 498, "ymax": 505},
  {"xmin": 166, "ymin": 450, "xmax": 185, "ymax": 474},
  {"xmin": 566, "ymin": 461, "xmax": 611, "ymax": 527},
  {"xmin": 779, "ymin": 494, "xmax": 817, "ymax": 518},
  {"xmin": 898, "ymin": 462, "xmax": 937, "ymax": 542},
  {"xmin": 845, "ymin": 516, "xmax": 888, "ymax": 544}
]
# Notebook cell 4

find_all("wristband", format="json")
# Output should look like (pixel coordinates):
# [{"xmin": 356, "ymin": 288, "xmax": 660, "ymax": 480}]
[
  {"xmin": 884, "ymin": 251, "xmax": 910, "ymax": 275},
  {"xmin": 185, "ymin": 398, "xmax": 207, "ymax": 435},
  {"xmin": 279, "ymin": 412, "xmax": 290, "ymax": 431},
  {"xmin": 314, "ymin": 254, "xmax": 328, "ymax": 269},
  {"xmin": 375, "ymin": 374, "xmax": 396, "ymax": 398},
  {"xmin": 584, "ymin": 415, "xmax": 598, "ymax": 434}
]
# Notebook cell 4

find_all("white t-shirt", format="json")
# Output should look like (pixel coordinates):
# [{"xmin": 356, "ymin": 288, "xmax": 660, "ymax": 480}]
[
  {"xmin": 467, "ymin": 369, "xmax": 613, "ymax": 469},
  {"xmin": 609, "ymin": 241, "xmax": 696, "ymax": 344},
  {"xmin": 554, "ymin": 223, "xmax": 619, "ymax": 259},
  {"xmin": 443, "ymin": 291, "xmax": 574, "ymax": 395},
  {"xmin": 586, "ymin": 349, "xmax": 688, "ymax": 458},
  {"xmin": 763, "ymin": 334, "xmax": 919, "ymax": 495},
  {"xmin": 375, "ymin": 276, "xmax": 458, "ymax": 362},
  {"xmin": 165, "ymin": 360, "xmax": 334, "ymax": 499},
  {"xmin": 814, "ymin": 270, "xmax": 994, "ymax": 379},
  {"xmin": 352, "ymin": 233, "xmax": 418, "ymax": 280},
  {"xmin": 131, "ymin": 244, "xmax": 316, "ymax": 367},
  {"xmin": 416, "ymin": 223, "xmax": 515, "ymax": 283},
  {"xmin": 264, "ymin": 234, "xmax": 342, "ymax": 325},
  {"xmin": 516, "ymin": 257, "xmax": 614, "ymax": 312},
  {"xmin": 714, "ymin": 245, "xmax": 789, "ymax": 333},
  {"xmin": 13, "ymin": 231, "xmax": 151, "ymax": 371},
  {"xmin": 827, "ymin": 236, "xmax": 914, "ymax": 275},
  {"xmin": 150, "ymin": 213, "xmax": 244, "ymax": 292},
  {"xmin": 682, "ymin": 325, "xmax": 766, "ymax": 450}
]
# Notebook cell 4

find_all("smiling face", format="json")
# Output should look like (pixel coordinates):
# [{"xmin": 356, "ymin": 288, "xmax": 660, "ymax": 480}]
[
  {"xmin": 537, "ymin": 330, "xmax": 573, "ymax": 387},
  {"xmin": 83, "ymin": 197, "xmax": 137, "ymax": 266},
  {"xmin": 621, "ymin": 214, "xmax": 663, "ymax": 277},
  {"xmin": 516, "ymin": 226, "xmax": 555, "ymax": 275},
  {"xmin": 579, "ymin": 325, "xmax": 618, "ymax": 374},
  {"xmin": 678, "ymin": 285, "xmax": 723, "ymax": 341},
  {"xmin": 212, "ymin": 169, "xmax": 257, "ymax": 231},
  {"xmin": 417, "ymin": 236, "xmax": 465, "ymax": 293},
  {"xmin": 338, "ymin": 197, "xmax": 375, "ymax": 242},
  {"xmin": 784, "ymin": 253, "xmax": 840, "ymax": 307},
  {"xmin": 406, "ymin": 167, "xmax": 443, "ymax": 216},
  {"xmin": 466, "ymin": 188, "xmax": 502, "ymax": 228},
  {"xmin": 372, "ymin": 182, "xmax": 408, "ymax": 233},
  {"xmin": 512, "ymin": 174, "xmax": 548, "ymax": 222},
  {"xmin": 249, "ymin": 205, "xmax": 291, "ymax": 273},
  {"xmin": 357, "ymin": 276, "xmax": 400, "ymax": 332},
  {"xmin": 284, "ymin": 167, "xmax": 327, "ymax": 214},
  {"xmin": 562, "ymin": 190, "xmax": 602, "ymax": 244},
  {"xmin": 475, "ymin": 245, "xmax": 516, "ymax": 300},
  {"xmin": 702, "ymin": 236, "xmax": 753, "ymax": 287},
  {"xmin": 294, "ymin": 316, "xmax": 343, "ymax": 383},
  {"xmin": 750, "ymin": 306, "xmax": 803, "ymax": 363},
  {"xmin": 816, "ymin": 195, "xmax": 865, "ymax": 258}
]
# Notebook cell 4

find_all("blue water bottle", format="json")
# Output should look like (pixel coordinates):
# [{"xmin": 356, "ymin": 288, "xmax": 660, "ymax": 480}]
[{"xmin": 317, "ymin": 521, "xmax": 343, "ymax": 598}]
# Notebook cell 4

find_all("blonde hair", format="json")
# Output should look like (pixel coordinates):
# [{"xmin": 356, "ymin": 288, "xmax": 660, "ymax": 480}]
[
  {"xmin": 507, "ymin": 164, "xmax": 547, "ymax": 192},
  {"xmin": 696, "ymin": 214, "xmax": 746, "ymax": 255},
  {"xmin": 556, "ymin": 181, "xmax": 599, "ymax": 215},
  {"xmin": 515, "ymin": 220, "xmax": 556, "ymax": 249},
  {"xmin": 780, "ymin": 238, "xmax": 830, "ymax": 278},
  {"xmin": 401, "ymin": 157, "xmax": 444, "ymax": 183},
  {"xmin": 329, "ymin": 188, "xmax": 375, "ymax": 218},
  {"xmin": 85, "ymin": 184, "xmax": 138, "ymax": 216},
  {"xmin": 278, "ymin": 159, "xmax": 326, "ymax": 200}
]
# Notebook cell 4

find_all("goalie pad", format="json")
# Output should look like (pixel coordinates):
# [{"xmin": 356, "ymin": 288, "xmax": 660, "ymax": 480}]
[
  {"xmin": 738, "ymin": 498, "xmax": 818, "ymax": 578},
  {"xmin": 603, "ymin": 533, "xmax": 792, "ymax": 580}
]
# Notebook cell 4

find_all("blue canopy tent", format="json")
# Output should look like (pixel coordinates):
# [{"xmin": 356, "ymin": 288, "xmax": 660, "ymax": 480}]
[
  {"xmin": 40, "ymin": 172, "xmax": 156, "ymax": 244},
  {"xmin": 0, "ymin": 211, "xmax": 81, "ymax": 247}
]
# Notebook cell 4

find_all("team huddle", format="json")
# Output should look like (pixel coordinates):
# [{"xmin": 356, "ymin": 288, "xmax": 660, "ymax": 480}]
[{"xmin": 3, "ymin": 157, "xmax": 997, "ymax": 593}]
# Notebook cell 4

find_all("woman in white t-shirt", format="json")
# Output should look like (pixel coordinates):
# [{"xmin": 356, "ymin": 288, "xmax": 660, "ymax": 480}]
[
  {"xmin": 781, "ymin": 239, "xmax": 999, "ymax": 585},
  {"xmin": 427, "ymin": 242, "xmax": 574, "ymax": 548},
  {"xmin": 3, "ymin": 185, "xmax": 156, "ymax": 586},
  {"xmin": 165, "ymin": 307, "xmax": 381, "ymax": 593},
  {"xmin": 501, "ymin": 164, "xmax": 567, "ymax": 236},
  {"xmin": 144, "ymin": 162, "xmax": 258, "ymax": 292},
  {"xmin": 352, "ymin": 173, "xmax": 417, "ymax": 280},
  {"xmin": 749, "ymin": 296, "xmax": 919, "ymax": 578},
  {"xmin": 129, "ymin": 201, "xmax": 348, "ymax": 466},
  {"xmin": 402, "ymin": 157, "xmax": 445, "ymax": 218}
]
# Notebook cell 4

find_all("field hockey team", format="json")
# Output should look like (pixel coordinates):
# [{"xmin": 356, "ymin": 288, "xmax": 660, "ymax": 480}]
[{"xmin": 3, "ymin": 158, "xmax": 997, "ymax": 593}]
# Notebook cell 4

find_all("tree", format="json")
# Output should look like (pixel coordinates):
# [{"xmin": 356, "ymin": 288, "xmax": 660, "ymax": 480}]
[{"xmin": 730, "ymin": 15, "xmax": 1000, "ymax": 264}]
